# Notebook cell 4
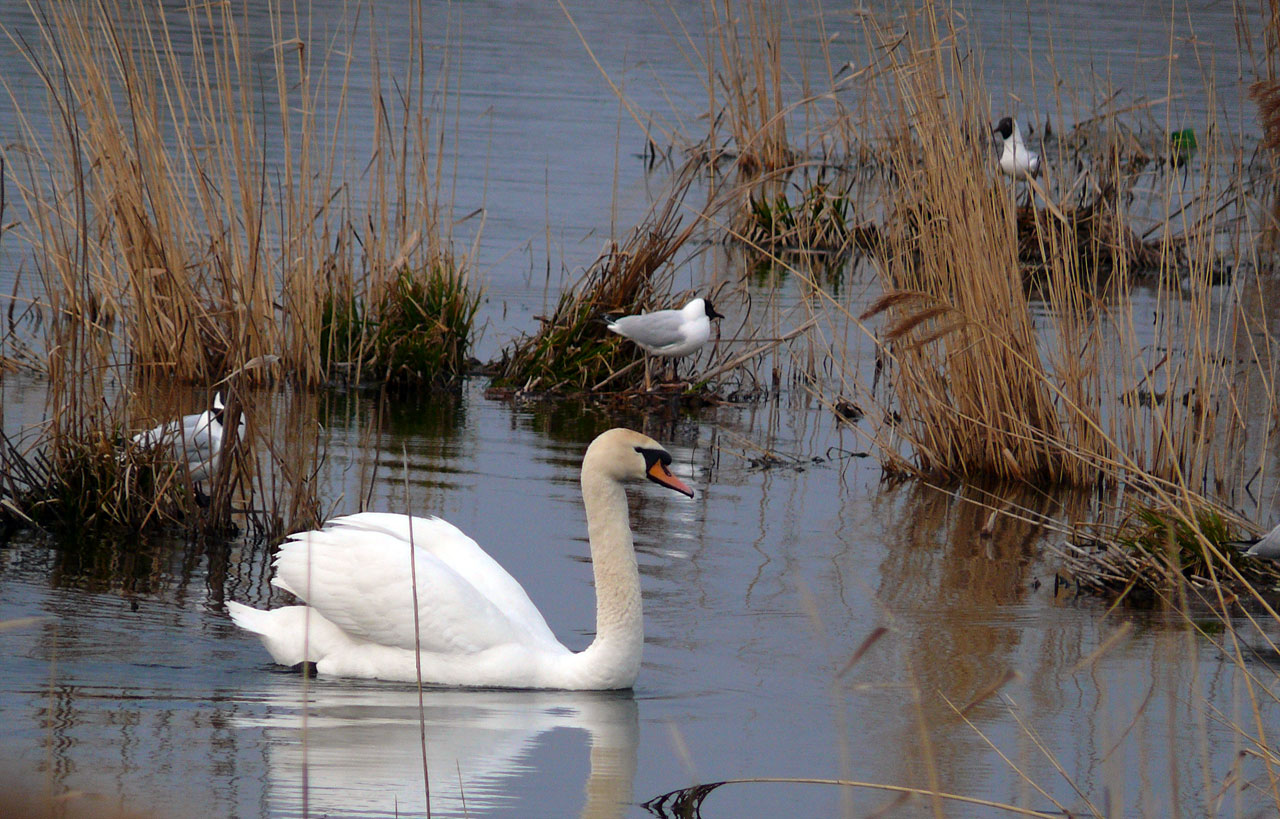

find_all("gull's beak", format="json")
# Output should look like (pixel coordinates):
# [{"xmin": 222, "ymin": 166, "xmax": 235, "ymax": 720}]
[{"xmin": 647, "ymin": 459, "xmax": 694, "ymax": 498}]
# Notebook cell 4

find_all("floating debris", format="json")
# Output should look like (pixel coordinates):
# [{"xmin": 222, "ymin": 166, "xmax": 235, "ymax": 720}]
[{"xmin": 833, "ymin": 397, "xmax": 864, "ymax": 423}]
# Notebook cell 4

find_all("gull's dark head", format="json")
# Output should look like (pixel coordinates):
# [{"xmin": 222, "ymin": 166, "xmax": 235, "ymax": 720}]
[
  {"xmin": 993, "ymin": 117, "xmax": 1014, "ymax": 141},
  {"xmin": 703, "ymin": 300, "xmax": 725, "ymax": 321}
]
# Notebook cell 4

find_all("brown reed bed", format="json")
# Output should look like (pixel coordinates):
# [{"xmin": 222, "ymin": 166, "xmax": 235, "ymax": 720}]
[
  {"xmin": 776, "ymin": 2, "xmax": 1274, "ymax": 497},
  {"xmin": 692, "ymin": 0, "xmax": 795, "ymax": 175},
  {"xmin": 1050, "ymin": 503, "xmax": 1280, "ymax": 604},
  {"xmin": 1, "ymin": 0, "xmax": 475, "ymax": 391},
  {"xmin": 0, "ymin": 0, "xmax": 477, "ymax": 535},
  {"xmin": 1013, "ymin": 193, "xmax": 1171, "ymax": 283}
]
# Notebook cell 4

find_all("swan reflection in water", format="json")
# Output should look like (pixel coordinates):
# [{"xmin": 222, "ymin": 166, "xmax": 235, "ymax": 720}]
[{"xmin": 237, "ymin": 679, "xmax": 639, "ymax": 818}]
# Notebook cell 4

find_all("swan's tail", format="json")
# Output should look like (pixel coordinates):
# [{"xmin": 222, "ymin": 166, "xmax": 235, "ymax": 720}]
[
  {"xmin": 225, "ymin": 600, "xmax": 270, "ymax": 635},
  {"xmin": 226, "ymin": 601, "xmax": 351, "ymax": 668},
  {"xmin": 226, "ymin": 601, "xmax": 312, "ymax": 666}
]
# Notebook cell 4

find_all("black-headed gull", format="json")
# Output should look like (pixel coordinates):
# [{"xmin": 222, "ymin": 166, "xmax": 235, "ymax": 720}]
[
  {"xmin": 604, "ymin": 297, "xmax": 724, "ymax": 389},
  {"xmin": 1228, "ymin": 521, "xmax": 1280, "ymax": 559},
  {"xmin": 132, "ymin": 392, "xmax": 243, "ymax": 491},
  {"xmin": 993, "ymin": 117, "xmax": 1041, "ymax": 180}
]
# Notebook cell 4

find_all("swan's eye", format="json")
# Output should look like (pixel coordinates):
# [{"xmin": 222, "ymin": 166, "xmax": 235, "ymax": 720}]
[{"xmin": 634, "ymin": 446, "xmax": 672, "ymax": 468}]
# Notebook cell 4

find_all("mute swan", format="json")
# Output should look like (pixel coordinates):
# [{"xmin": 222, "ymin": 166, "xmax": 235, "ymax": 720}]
[
  {"xmin": 227, "ymin": 428, "xmax": 695, "ymax": 690},
  {"xmin": 604, "ymin": 297, "xmax": 724, "ymax": 389},
  {"xmin": 132, "ymin": 392, "xmax": 243, "ymax": 484},
  {"xmin": 993, "ymin": 117, "xmax": 1041, "ymax": 180}
]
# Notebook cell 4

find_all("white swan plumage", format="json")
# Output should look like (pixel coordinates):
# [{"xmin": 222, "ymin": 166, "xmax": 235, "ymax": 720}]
[{"xmin": 227, "ymin": 428, "xmax": 695, "ymax": 690}]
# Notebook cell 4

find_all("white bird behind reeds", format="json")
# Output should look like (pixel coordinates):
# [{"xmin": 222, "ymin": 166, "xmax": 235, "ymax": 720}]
[
  {"xmin": 132, "ymin": 392, "xmax": 242, "ymax": 485},
  {"xmin": 993, "ymin": 116, "xmax": 1041, "ymax": 180},
  {"xmin": 1228, "ymin": 522, "xmax": 1280, "ymax": 559}
]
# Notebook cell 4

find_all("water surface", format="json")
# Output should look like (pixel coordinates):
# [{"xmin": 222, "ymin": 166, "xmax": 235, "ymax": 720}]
[{"xmin": 1, "ymin": 1, "xmax": 1277, "ymax": 817}]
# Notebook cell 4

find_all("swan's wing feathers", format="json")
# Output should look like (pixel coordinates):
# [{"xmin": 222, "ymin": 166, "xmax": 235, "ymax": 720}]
[
  {"xmin": 273, "ymin": 525, "xmax": 560, "ymax": 654},
  {"xmin": 322, "ymin": 513, "xmax": 559, "ymax": 645}
]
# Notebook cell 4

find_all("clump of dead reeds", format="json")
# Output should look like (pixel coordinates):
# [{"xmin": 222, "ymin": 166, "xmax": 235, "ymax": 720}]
[
  {"xmin": 0, "ymin": 0, "xmax": 471, "ymax": 535},
  {"xmin": 812, "ymin": 2, "xmax": 1264, "ymax": 493},
  {"xmin": 0, "ymin": 421, "xmax": 188, "ymax": 536},
  {"xmin": 1013, "ymin": 194, "xmax": 1170, "ymax": 283},
  {"xmin": 490, "ymin": 171, "xmax": 710, "ymax": 397},
  {"xmin": 1052, "ymin": 504, "xmax": 1280, "ymax": 603},
  {"xmin": 693, "ymin": 0, "xmax": 794, "ymax": 174},
  {"xmin": 845, "ymin": 8, "xmax": 1067, "ymax": 483},
  {"xmin": 1250, "ymin": 79, "xmax": 1280, "ymax": 155},
  {"xmin": 3, "ymin": 0, "xmax": 468, "ymax": 389}
]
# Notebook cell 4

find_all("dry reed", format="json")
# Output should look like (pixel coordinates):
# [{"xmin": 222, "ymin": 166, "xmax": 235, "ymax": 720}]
[
  {"xmin": 776, "ymin": 3, "xmax": 1277, "ymax": 500},
  {"xmin": 700, "ymin": 0, "xmax": 794, "ymax": 174},
  {"xmin": 0, "ymin": 0, "xmax": 472, "ymax": 534}
]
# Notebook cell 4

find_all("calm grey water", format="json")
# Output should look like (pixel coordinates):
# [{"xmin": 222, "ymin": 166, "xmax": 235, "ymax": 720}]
[{"xmin": 2, "ymin": 1, "xmax": 1278, "ymax": 817}]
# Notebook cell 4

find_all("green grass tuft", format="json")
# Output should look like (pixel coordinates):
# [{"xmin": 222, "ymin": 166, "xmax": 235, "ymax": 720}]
[
  {"xmin": 1116, "ymin": 505, "xmax": 1236, "ymax": 577},
  {"xmin": 742, "ymin": 179, "xmax": 860, "ymax": 252},
  {"xmin": 322, "ymin": 261, "xmax": 481, "ymax": 388}
]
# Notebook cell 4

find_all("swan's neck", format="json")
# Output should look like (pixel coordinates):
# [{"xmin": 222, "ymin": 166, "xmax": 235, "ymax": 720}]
[{"xmin": 574, "ymin": 469, "xmax": 643, "ymax": 688}]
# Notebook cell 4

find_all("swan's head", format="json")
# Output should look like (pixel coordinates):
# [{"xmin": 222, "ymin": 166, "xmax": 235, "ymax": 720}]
[{"xmin": 585, "ymin": 428, "xmax": 694, "ymax": 498}]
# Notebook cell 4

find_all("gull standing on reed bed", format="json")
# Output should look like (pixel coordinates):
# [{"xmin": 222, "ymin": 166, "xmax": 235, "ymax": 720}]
[
  {"xmin": 227, "ymin": 428, "xmax": 695, "ymax": 690},
  {"xmin": 1228, "ymin": 522, "xmax": 1280, "ymax": 559},
  {"xmin": 993, "ymin": 116, "xmax": 1040, "ymax": 180},
  {"xmin": 132, "ymin": 392, "xmax": 243, "ymax": 491},
  {"xmin": 604, "ymin": 297, "xmax": 724, "ymax": 389}
]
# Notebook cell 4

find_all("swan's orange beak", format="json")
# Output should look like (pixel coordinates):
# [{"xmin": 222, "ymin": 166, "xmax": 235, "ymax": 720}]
[{"xmin": 647, "ymin": 460, "xmax": 694, "ymax": 498}]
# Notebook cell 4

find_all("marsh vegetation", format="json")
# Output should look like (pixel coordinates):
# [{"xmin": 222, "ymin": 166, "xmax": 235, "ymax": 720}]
[{"xmin": 1, "ymin": 0, "xmax": 1279, "ymax": 816}]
